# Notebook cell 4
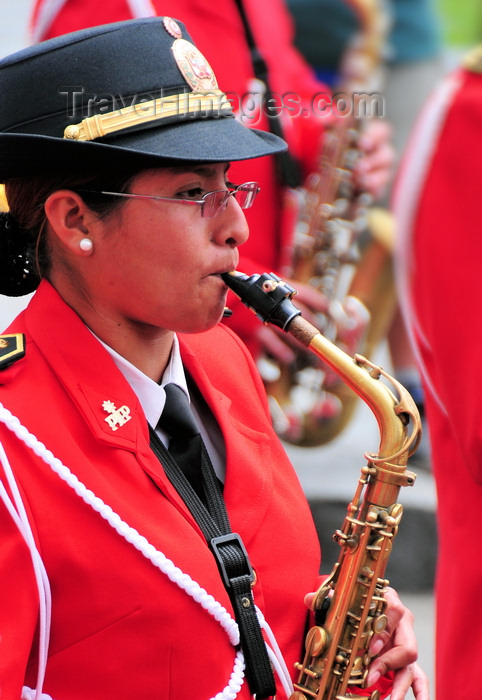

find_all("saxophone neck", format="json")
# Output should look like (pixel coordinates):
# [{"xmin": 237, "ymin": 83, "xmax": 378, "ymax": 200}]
[
  {"xmin": 298, "ymin": 315, "xmax": 421, "ymax": 469},
  {"xmin": 222, "ymin": 270, "xmax": 421, "ymax": 468}
]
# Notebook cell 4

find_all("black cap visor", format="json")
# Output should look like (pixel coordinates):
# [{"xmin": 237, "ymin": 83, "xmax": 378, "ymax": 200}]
[{"xmin": 0, "ymin": 113, "xmax": 286, "ymax": 179}]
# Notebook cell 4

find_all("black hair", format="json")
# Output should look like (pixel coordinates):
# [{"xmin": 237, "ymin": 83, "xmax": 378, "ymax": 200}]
[{"xmin": 0, "ymin": 167, "xmax": 142, "ymax": 296}]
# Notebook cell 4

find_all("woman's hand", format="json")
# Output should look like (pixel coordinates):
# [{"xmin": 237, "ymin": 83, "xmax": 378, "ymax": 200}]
[
  {"xmin": 355, "ymin": 117, "xmax": 395, "ymax": 201},
  {"xmin": 253, "ymin": 278, "xmax": 330, "ymax": 365},
  {"xmin": 304, "ymin": 586, "xmax": 430, "ymax": 699},
  {"xmin": 254, "ymin": 277, "xmax": 369, "ymax": 365},
  {"xmin": 365, "ymin": 587, "xmax": 430, "ymax": 699}
]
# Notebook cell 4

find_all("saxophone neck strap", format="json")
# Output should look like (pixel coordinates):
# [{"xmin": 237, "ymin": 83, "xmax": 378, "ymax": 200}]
[
  {"xmin": 232, "ymin": 0, "xmax": 302, "ymax": 189},
  {"xmin": 148, "ymin": 425, "xmax": 276, "ymax": 698}
]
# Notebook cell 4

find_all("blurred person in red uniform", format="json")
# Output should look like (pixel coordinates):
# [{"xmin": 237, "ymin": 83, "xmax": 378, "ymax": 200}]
[
  {"xmin": 0, "ymin": 16, "xmax": 426, "ymax": 700},
  {"xmin": 30, "ymin": 0, "xmax": 393, "ymax": 375},
  {"xmin": 286, "ymin": 0, "xmax": 446, "ymax": 451},
  {"xmin": 394, "ymin": 47, "xmax": 482, "ymax": 699}
]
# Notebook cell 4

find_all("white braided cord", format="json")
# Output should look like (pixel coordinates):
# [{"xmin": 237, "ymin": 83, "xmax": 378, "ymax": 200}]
[
  {"xmin": 0, "ymin": 402, "xmax": 293, "ymax": 699},
  {"xmin": 0, "ymin": 403, "xmax": 246, "ymax": 700}
]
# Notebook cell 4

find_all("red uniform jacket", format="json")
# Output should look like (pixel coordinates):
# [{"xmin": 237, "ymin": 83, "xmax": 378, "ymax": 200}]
[
  {"xmin": 0, "ymin": 281, "xmax": 321, "ymax": 699},
  {"xmin": 394, "ymin": 58, "xmax": 482, "ymax": 699}
]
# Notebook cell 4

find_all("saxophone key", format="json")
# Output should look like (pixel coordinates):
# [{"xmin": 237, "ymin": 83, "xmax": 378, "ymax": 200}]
[
  {"xmin": 291, "ymin": 687, "xmax": 318, "ymax": 699},
  {"xmin": 367, "ymin": 536, "xmax": 393, "ymax": 560},
  {"xmin": 372, "ymin": 613, "xmax": 388, "ymax": 634},
  {"xmin": 297, "ymin": 666, "xmax": 322, "ymax": 680},
  {"xmin": 334, "ymin": 530, "xmax": 359, "ymax": 549},
  {"xmin": 375, "ymin": 578, "xmax": 390, "ymax": 589},
  {"xmin": 305, "ymin": 625, "xmax": 328, "ymax": 657},
  {"xmin": 351, "ymin": 655, "xmax": 365, "ymax": 674}
]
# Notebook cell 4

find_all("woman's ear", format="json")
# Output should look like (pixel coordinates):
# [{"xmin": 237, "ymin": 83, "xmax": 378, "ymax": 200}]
[{"xmin": 44, "ymin": 190, "xmax": 95, "ymax": 256}]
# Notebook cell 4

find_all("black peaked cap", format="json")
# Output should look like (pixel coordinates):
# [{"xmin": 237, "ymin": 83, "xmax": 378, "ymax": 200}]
[{"xmin": 0, "ymin": 17, "xmax": 286, "ymax": 178}]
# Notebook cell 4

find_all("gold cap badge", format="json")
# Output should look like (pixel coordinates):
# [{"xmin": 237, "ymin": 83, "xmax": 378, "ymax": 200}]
[
  {"xmin": 172, "ymin": 38, "xmax": 218, "ymax": 92},
  {"xmin": 163, "ymin": 17, "xmax": 183, "ymax": 39},
  {"xmin": 63, "ymin": 18, "xmax": 230, "ymax": 143}
]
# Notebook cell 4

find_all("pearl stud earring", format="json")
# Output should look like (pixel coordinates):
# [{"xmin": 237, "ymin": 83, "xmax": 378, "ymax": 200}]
[{"xmin": 79, "ymin": 237, "xmax": 93, "ymax": 253}]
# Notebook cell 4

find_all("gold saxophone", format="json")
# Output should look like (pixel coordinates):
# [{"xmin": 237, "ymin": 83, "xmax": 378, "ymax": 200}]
[
  {"xmin": 222, "ymin": 271, "xmax": 421, "ymax": 700},
  {"xmin": 262, "ymin": 0, "xmax": 395, "ymax": 448}
]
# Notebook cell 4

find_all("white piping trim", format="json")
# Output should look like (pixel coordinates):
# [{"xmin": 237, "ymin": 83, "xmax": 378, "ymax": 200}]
[
  {"xmin": 30, "ymin": 0, "xmax": 69, "ymax": 43},
  {"xmin": 125, "ymin": 0, "xmax": 157, "ymax": 18},
  {"xmin": 21, "ymin": 688, "xmax": 53, "ymax": 700},
  {"xmin": 0, "ymin": 440, "xmax": 52, "ymax": 700},
  {"xmin": 30, "ymin": 0, "xmax": 157, "ymax": 43},
  {"xmin": 393, "ymin": 70, "xmax": 463, "ymax": 416}
]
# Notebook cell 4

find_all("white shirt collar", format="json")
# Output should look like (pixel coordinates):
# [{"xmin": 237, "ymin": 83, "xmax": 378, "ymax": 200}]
[
  {"xmin": 94, "ymin": 333, "xmax": 188, "ymax": 428},
  {"xmin": 92, "ymin": 331, "xmax": 226, "ymax": 481}
]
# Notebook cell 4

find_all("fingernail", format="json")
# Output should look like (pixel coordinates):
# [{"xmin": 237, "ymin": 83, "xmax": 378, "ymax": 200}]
[
  {"xmin": 370, "ymin": 638, "xmax": 384, "ymax": 657},
  {"xmin": 358, "ymin": 136, "xmax": 371, "ymax": 151},
  {"xmin": 366, "ymin": 669, "xmax": 381, "ymax": 687}
]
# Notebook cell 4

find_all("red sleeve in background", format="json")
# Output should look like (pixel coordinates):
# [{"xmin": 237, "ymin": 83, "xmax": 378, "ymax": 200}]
[
  {"xmin": 31, "ymin": 0, "xmax": 133, "ymax": 39},
  {"xmin": 410, "ymin": 68, "xmax": 482, "ymax": 483}
]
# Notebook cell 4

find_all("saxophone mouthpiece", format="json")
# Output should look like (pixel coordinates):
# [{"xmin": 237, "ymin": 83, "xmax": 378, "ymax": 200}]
[
  {"xmin": 221, "ymin": 270, "xmax": 301, "ymax": 330},
  {"xmin": 222, "ymin": 271, "xmax": 240, "ymax": 318}
]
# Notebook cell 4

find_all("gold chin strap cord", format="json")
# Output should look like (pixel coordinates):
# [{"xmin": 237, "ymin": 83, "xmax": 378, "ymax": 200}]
[
  {"xmin": 0, "ymin": 184, "xmax": 8, "ymax": 212},
  {"xmin": 63, "ymin": 89, "xmax": 232, "ymax": 142}
]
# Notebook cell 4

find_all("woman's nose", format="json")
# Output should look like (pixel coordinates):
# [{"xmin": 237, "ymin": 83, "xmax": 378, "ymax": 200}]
[{"xmin": 214, "ymin": 196, "xmax": 250, "ymax": 247}]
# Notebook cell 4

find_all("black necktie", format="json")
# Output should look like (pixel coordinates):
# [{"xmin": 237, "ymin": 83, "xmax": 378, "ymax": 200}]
[
  {"xmin": 157, "ymin": 383, "xmax": 205, "ymax": 499},
  {"xmin": 150, "ymin": 383, "xmax": 276, "ymax": 698}
]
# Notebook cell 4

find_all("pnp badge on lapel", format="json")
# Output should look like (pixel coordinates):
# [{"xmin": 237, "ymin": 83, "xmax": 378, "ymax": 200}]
[{"xmin": 102, "ymin": 399, "xmax": 132, "ymax": 432}]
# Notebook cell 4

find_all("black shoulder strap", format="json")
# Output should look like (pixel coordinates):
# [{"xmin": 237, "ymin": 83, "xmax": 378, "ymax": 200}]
[
  {"xmin": 149, "ymin": 426, "xmax": 276, "ymax": 698},
  {"xmin": 232, "ymin": 0, "xmax": 302, "ymax": 188}
]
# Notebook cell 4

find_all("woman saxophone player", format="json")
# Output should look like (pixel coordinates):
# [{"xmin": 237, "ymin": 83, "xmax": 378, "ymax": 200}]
[
  {"xmin": 0, "ymin": 16, "xmax": 426, "ymax": 700},
  {"xmin": 30, "ymin": 0, "xmax": 394, "ymax": 390}
]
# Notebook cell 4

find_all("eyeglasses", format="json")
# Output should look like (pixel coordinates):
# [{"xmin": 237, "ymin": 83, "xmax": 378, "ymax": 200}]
[{"xmin": 77, "ymin": 181, "xmax": 260, "ymax": 218}]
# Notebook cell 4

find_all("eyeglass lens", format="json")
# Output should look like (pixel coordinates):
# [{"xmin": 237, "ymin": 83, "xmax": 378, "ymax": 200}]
[{"xmin": 203, "ymin": 183, "xmax": 258, "ymax": 217}]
